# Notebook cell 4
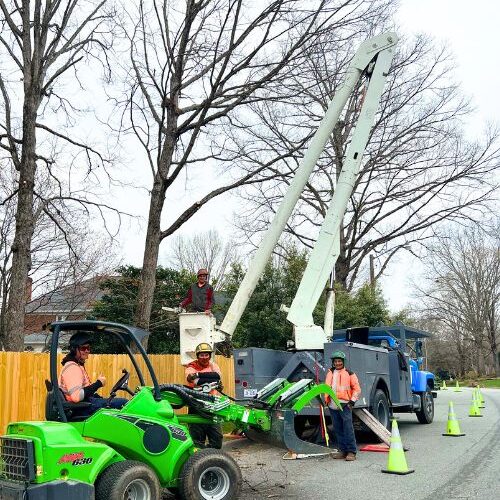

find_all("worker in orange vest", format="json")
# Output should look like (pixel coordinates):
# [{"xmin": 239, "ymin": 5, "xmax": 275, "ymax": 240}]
[
  {"xmin": 59, "ymin": 332, "xmax": 127, "ymax": 417},
  {"xmin": 324, "ymin": 350, "xmax": 361, "ymax": 461},
  {"xmin": 185, "ymin": 342, "xmax": 223, "ymax": 448}
]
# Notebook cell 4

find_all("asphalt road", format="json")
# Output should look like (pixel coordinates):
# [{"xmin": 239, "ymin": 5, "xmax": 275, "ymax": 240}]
[{"xmin": 224, "ymin": 387, "xmax": 500, "ymax": 500}]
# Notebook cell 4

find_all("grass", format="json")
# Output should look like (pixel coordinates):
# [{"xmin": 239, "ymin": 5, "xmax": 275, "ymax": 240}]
[
  {"xmin": 450, "ymin": 378, "xmax": 500, "ymax": 389},
  {"xmin": 478, "ymin": 378, "xmax": 500, "ymax": 389},
  {"xmin": 437, "ymin": 378, "xmax": 500, "ymax": 389}
]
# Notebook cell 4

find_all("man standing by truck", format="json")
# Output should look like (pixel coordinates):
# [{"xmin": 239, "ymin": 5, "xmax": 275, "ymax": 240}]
[{"xmin": 324, "ymin": 351, "xmax": 361, "ymax": 461}]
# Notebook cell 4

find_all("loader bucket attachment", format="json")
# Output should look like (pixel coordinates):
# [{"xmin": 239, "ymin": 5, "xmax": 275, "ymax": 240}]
[
  {"xmin": 245, "ymin": 408, "xmax": 333, "ymax": 456},
  {"xmin": 242, "ymin": 381, "xmax": 341, "ymax": 456}
]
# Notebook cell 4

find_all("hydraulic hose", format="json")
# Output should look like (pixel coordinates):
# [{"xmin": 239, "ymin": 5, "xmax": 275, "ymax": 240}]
[{"xmin": 158, "ymin": 383, "xmax": 215, "ymax": 406}]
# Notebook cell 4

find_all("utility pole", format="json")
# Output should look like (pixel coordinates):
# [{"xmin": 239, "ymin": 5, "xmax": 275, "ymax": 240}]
[{"xmin": 369, "ymin": 254, "xmax": 375, "ymax": 288}]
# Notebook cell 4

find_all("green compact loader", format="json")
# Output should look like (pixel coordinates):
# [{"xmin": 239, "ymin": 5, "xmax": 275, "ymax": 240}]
[{"xmin": 0, "ymin": 321, "xmax": 340, "ymax": 500}]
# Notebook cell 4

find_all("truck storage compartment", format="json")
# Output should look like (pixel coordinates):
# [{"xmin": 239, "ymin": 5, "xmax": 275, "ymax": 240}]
[
  {"xmin": 324, "ymin": 342, "xmax": 389, "ymax": 408},
  {"xmin": 234, "ymin": 348, "xmax": 293, "ymax": 398}
]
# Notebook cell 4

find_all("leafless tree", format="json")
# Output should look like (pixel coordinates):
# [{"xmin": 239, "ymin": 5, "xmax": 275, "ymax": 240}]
[
  {"xmin": 0, "ymin": 0, "xmax": 117, "ymax": 350},
  {"xmin": 0, "ymin": 164, "xmax": 120, "ymax": 349},
  {"xmin": 169, "ymin": 229, "xmax": 237, "ymax": 290},
  {"xmin": 0, "ymin": 166, "xmax": 15, "ymax": 341},
  {"xmin": 230, "ymin": 33, "xmax": 500, "ymax": 291},
  {"xmin": 114, "ymin": 0, "xmax": 388, "ymax": 329},
  {"xmin": 417, "ymin": 225, "xmax": 500, "ymax": 377}
]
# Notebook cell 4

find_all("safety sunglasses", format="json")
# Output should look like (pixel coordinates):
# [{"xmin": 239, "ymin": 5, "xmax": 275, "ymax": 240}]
[{"xmin": 78, "ymin": 345, "xmax": 91, "ymax": 352}]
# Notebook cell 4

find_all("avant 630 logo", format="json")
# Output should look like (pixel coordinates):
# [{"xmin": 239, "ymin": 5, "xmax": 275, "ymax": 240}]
[{"xmin": 58, "ymin": 452, "xmax": 93, "ymax": 466}]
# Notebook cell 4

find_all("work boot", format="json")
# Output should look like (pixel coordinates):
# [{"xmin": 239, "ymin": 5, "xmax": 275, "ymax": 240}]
[
  {"xmin": 331, "ymin": 452, "xmax": 347, "ymax": 459},
  {"xmin": 345, "ymin": 452, "xmax": 356, "ymax": 461}
]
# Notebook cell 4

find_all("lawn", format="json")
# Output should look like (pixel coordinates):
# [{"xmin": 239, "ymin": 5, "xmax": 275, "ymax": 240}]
[
  {"xmin": 438, "ymin": 378, "xmax": 500, "ymax": 389},
  {"xmin": 479, "ymin": 378, "xmax": 500, "ymax": 389}
]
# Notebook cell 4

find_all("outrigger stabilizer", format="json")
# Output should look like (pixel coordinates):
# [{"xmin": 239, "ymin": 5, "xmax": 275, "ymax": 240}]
[{"xmin": 162, "ymin": 378, "xmax": 342, "ymax": 456}]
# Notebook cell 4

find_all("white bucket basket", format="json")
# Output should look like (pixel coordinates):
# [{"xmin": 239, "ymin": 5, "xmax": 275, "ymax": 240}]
[{"xmin": 179, "ymin": 313, "xmax": 225, "ymax": 365}]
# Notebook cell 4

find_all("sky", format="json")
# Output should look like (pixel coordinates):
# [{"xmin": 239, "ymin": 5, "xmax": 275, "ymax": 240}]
[
  {"xmin": 379, "ymin": 0, "xmax": 500, "ymax": 312},
  {"xmin": 111, "ymin": 0, "xmax": 499, "ymax": 313}
]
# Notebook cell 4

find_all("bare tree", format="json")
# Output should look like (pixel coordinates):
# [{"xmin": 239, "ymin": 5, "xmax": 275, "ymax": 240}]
[
  {"xmin": 230, "ymin": 32, "xmax": 500, "ymax": 291},
  {"xmin": 169, "ymin": 229, "xmax": 237, "ymax": 289},
  {"xmin": 0, "ymin": 166, "xmax": 15, "ymax": 341},
  {"xmin": 0, "ymin": 0, "xmax": 116, "ymax": 350},
  {"xmin": 0, "ymin": 163, "xmax": 120, "ymax": 349},
  {"xmin": 418, "ymin": 225, "xmax": 500, "ymax": 377},
  {"xmin": 114, "ymin": 0, "xmax": 387, "ymax": 329}
]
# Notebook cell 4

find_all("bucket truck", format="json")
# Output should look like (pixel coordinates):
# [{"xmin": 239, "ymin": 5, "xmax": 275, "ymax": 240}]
[{"xmin": 177, "ymin": 31, "xmax": 436, "ymax": 446}]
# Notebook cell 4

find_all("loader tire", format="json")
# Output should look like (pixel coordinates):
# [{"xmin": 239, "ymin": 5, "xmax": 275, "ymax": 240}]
[
  {"xmin": 95, "ymin": 460, "xmax": 160, "ymax": 500},
  {"xmin": 179, "ymin": 448, "xmax": 242, "ymax": 500},
  {"xmin": 416, "ymin": 385, "xmax": 434, "ymax": 424}
]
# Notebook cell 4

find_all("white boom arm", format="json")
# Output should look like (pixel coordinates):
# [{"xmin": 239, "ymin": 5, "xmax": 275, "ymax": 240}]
[
  {"xmin": 218, "ymin": 33, "xmax": 398, "ymax": 344},
  {"xmin": 287, "ymin": 38, "xmax": 397, "ymax": 348}
]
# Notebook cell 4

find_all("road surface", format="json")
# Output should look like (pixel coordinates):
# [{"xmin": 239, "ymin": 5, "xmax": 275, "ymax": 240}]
[{"xmin": 225, "ymin": 387, "xmax": 499, "ymax": 500}]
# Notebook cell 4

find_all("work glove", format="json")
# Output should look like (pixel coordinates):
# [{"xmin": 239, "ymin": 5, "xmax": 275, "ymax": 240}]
[{"xmin": 174, "ymin": 306, "xmax": 185, "ymax": 314}]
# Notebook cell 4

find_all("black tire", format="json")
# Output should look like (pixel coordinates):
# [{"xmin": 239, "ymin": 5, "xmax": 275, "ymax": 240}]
[
  {"xmin": 95, "ymin": 460, "xmax": 161, "ymax": 500},
  {"xmin": 415, "ymin": 385, "xmax": 434, "ymax": 424},
  {"xmin": 371, "ymin": 389, "xmax": 390, "ymax": 430},
  {"xmin": 179, "ymin": 449, "xmax": 242, "ymax": 500}
]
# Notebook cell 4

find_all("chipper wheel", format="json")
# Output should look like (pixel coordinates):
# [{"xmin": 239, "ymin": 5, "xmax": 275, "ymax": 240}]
[
  {"xmin": 95, "ymin": 460, "xmax": 161, "ymax": 500},
  {"xmin": 179, "ymin": 448, "xmax": 242, "ymax": 500}
]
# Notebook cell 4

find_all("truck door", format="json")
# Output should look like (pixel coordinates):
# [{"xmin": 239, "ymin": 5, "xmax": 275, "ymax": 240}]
[{"xmin": 387, "ymin": 349, "xmax": 411, "ymax": 405}]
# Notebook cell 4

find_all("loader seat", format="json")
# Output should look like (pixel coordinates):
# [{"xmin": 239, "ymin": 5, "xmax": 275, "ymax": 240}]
[{"xmin": 44, "ymin": 379, "xmax": 91, "ymax": 422}]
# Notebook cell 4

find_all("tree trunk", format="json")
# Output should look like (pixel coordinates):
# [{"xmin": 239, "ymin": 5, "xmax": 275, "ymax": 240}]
[
  {"xmin": 135, "ymin": 174, "xmax": 167, "ymax": 334},
  {"xmin": 5, "ymin": 92, "xmax": 38, "ymax": 351},
  {"xmin": 492, "ymin": 343, "xmax": 500, "ymax": 377}
]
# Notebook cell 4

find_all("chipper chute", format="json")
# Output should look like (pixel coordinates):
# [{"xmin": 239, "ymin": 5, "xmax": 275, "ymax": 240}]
[
  {"xmin": 242, "ymin": 378, "xmax": 341, "ymax": 456},
  {"xmin": 163, "ymin": 378, "xmax": 342, "ymax": 457}
]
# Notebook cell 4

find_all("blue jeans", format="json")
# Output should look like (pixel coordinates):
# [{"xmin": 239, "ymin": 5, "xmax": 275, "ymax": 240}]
[
  {"xmin": 329, "ymin": 405, "xmax": 357, "ymax": 454},
  {"xmin": 77, "ymin": 395, "xmax": 128, "ymax": 418}
]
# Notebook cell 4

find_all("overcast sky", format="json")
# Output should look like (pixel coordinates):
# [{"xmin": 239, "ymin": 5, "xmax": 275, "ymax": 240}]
[
  {"xmin": 114, "ymin": 1, "xmax": 499, "ymax": 313},
  {"xmin": 379, "ymin": 0, "xmax": 499, "ymax": 312}
]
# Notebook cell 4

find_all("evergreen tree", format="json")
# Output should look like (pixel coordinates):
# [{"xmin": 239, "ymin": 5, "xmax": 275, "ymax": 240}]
[
  {"xmin": 221, "ymin": 253, "xmax": 391, "ymax": 349},
  {"xmin": 92, "ymin": 266, "xmax": 193, "ymax": 353}
]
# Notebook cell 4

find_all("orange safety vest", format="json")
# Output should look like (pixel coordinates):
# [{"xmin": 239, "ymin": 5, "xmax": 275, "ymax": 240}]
[
  {"xmin": 185, "ymin": 360, "xmax": 221, "ymax": 395},
  {"xmin": 324, "ymin": 367, "xmax": 361, "ymax": 405},
  {"xmin": 59, "ymin": 361, "xmax": 91, "ymax": 403}
]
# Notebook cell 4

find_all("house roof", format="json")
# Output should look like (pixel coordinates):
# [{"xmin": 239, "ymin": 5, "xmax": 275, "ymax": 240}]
[
  {"xmin": 24, "ymin": 332, "xmax": 50, "ymax": 345},
  {"xmin": 25, "ymin": 276, "xmax": 107, "ymax": 314},
  {"xmin": 24, "ymin": 331, "xmax": 72, "ymax": 348}
]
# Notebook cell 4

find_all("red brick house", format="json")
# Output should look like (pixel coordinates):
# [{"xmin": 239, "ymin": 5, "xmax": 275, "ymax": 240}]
[{"xmin": 23, "ymin": 276, "xmax": 106, "ymax": 350}]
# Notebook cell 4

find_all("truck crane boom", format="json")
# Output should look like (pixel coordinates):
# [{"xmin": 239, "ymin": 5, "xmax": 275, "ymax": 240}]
[{"xmin": 219, "ymin": 32, "xmax": 398, "ymax": 345}]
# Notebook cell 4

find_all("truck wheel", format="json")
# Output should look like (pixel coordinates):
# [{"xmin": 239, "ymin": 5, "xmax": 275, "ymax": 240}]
[
  {"xmin": 95, "ymin": 460, "xmax": 160, "ymax": 500},
  {"xmin": 371, "ymin": 389, "xmax": 390, "ymax": 430},
  {"xmin": 416, "ymin": 386, "xmax": 434, "ymax": 424},
  {"xmin": 179, "ymin": 449, "xmax": 242, "ymax": 500}
]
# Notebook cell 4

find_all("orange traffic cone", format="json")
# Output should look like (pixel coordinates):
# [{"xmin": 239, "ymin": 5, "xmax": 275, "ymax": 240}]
[
  {"xmin": 442, "ymin": 401, "xmax": 465, "ymax": 437},
  {"xmin": 381, "ymin": 420, "xmax": 414, "ymax": 475}
]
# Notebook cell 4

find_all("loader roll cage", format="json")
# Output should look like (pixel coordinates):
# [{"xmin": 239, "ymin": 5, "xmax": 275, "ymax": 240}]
[{"xmin": 48, "ymin": 320, "xmax": 163, "ymax": 423}]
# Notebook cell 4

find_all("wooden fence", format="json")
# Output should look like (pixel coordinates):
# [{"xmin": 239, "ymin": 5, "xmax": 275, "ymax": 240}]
[{"xmin": 0, "ymin": 352, "xmax": 235, "ymax": 434}]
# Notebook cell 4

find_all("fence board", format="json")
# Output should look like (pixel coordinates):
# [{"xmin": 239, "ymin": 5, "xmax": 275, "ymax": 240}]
[{"xmin": 0, "ymin": 352, "xmax": 234, "ymax": 434}]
